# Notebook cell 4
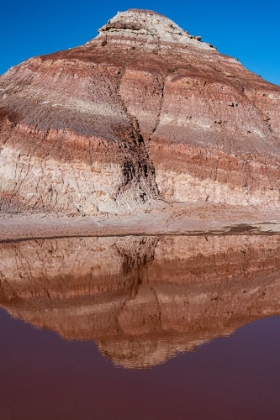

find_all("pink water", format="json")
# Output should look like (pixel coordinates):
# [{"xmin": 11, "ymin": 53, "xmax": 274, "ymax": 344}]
[{"xmin": 0, "ymin": 309, "xmax": 280, "ymax": 420}]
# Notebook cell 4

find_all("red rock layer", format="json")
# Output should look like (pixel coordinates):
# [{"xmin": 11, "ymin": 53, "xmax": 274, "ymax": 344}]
[
  {"xmin": 1, "ymin": 234, "xmax": 280, "ymax": 368},
  {"xmin": 0, "ymin": 9, "xmax": 280, "ymax": 214}
]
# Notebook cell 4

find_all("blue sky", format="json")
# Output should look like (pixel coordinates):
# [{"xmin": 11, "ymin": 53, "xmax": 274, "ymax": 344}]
[{"xmin": 1, "ymin": 0, "xmax": 280, "ymax": 86}]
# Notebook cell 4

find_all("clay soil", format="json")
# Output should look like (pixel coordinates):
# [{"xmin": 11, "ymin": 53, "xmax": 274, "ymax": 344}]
[{"xmin": 1, "ymin": 203, "xmax": 280, "ymax": 242}]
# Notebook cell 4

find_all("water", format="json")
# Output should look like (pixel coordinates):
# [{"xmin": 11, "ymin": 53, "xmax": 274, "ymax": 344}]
[{"xmin": 0, "ymin": 234, "xmax": 280, "ymax": 419}]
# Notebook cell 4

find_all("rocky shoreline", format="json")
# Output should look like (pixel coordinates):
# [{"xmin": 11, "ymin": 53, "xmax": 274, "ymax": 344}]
[{"xmin": 1, "ymin": 202, "xmax": 280, "ymax": 242}]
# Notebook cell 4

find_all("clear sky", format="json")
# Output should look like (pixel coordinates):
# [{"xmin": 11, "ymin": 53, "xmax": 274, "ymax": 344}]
[{"xmin": 1, "ymin": 0, "xmax": 280, "ymax": 86}]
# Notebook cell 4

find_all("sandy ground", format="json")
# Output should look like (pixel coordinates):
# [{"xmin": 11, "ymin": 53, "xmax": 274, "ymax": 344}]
[{"xmin": 1, "ymin": 203, "xmax": 280, "ymax": 242}]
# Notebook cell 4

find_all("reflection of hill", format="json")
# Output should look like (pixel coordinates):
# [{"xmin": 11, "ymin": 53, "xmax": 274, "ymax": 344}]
[{"xmin": 1, "ymin": 235, "xmax": 280, "ymax": 368}]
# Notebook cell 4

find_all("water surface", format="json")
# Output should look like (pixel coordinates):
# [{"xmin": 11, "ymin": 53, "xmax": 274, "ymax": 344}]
[{"xmin": 0, "ymin": 235, "xmax": 280, "ymax": 419}]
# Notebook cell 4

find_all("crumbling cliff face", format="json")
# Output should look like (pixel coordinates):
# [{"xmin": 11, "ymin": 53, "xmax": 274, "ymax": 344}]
[
  {"xmin": 1, "ymin": 234, "xmax": 280, "ymax": 368},
  {"xmin": 0, "ymin": 9, "xmax": 280, "ymax": 214}
]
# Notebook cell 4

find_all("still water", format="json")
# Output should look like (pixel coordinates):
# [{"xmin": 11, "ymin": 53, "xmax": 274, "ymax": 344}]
[{"xmin": 0, "ymin": 235, "xmax": 280, "ymax": 419}]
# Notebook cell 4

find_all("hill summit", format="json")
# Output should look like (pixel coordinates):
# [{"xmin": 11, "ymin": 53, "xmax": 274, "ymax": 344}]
[{"xmin": 0, "ymin": 9, "xmax": 280, "ymax": 216}]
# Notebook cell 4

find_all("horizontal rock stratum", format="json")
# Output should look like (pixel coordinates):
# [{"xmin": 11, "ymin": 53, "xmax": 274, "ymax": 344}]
[{"xmin": 1, "ymin": 9, "xmax": 280, "ymax": 215}]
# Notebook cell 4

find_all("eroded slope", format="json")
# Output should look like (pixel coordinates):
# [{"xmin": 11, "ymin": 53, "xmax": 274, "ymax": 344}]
[{"xmin": 0, "ymin": 9, "xmax": 280, "ymax": 214}]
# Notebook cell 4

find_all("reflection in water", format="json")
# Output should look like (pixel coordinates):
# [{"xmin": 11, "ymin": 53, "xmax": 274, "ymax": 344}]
[{"xmin": 0, "ymin": 235, "xmax": 280, "ymax": 368}]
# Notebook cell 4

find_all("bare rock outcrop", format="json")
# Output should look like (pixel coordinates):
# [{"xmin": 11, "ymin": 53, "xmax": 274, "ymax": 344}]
[
  {"xmin": 0, "ymin": 9, "xmax": 280, "ymax": 215},
  {"xmin": 1, "ymin": 234, "xmax": 280, "ymax": 368}
]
